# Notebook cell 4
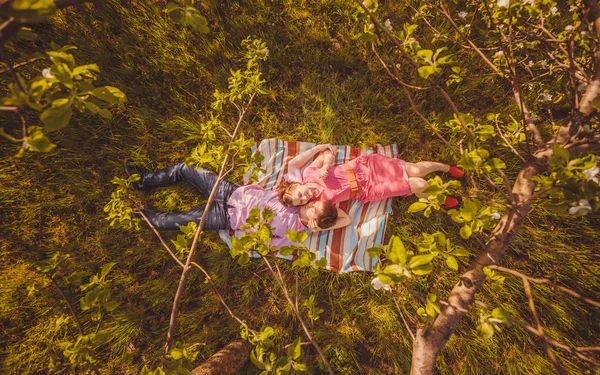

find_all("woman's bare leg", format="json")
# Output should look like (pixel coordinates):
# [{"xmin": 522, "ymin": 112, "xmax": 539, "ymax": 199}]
[
  {"xmin": 405, "ymin": 161, "xmax": 450, "ymax": 177},
  {"xmin": 409, "ymin": 177, "xmax": 430, "ymax": 198}
]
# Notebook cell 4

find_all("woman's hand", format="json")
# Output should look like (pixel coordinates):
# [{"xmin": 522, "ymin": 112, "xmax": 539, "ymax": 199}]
[{"xmin": 318, "ymin": 167, "xmax": 329, "ymax": 178}]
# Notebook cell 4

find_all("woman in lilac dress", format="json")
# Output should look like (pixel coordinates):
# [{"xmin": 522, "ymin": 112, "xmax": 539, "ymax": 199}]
[{"xmin": 276, "ymin": 144, "xmax": 463, "ymax": 207}]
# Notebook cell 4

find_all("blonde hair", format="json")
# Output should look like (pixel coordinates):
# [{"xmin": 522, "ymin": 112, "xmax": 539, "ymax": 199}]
[{"xmin": 276, "ymin": 180, "xmax": 300, "ymax": 206}]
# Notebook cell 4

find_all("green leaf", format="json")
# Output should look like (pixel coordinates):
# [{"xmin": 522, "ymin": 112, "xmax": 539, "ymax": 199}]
[
  {"xmin": 292, "ymin": 362, "xmax": 307, "ymax": 372},
  {"xmin": 3, "ymin": 0, "xmax": 57, "ymax": 23},
  {"xmin": 16, "ymin": 26, "xmax": 38, "ymax": 41},
  {"xmin": 490, "ymin": 158, "xmax": 506, "ymax": 170},
  {"xmin": 425, "ymin": 302, "xmax": 437, "ymax": 317},
  {"xmin": 262, "ymin": 208, "xmax": 275, "ymax": 222},
  {"xmin": 408, "ymin": 254, "xmax": 435, "ymax": 269},
  {"xmin": 101, "ymin": 262, "xmax": 116, "ymax": 278},
  {"xmin": 491, "ymin": 308, "xmax": 508, "ymax": 323},
  {"xmin": 287, "ymin": 337, "xmax": 302, "ymax": 360},
  {"xmin": 278, "ymin": 246, "xmax": 294, "ymax": 256},
  {"xmin": 386, "ymin": 235, "xmax": 408, "ymax": 265},
  {"xmin": 257, "ymin": 225, "xmax": 272, "ymax": 245},
  {"xmin": 316, "ymin": 257, "xmax": 327, "ymax": 268},
  {"xmin": 477, "ymin": 321, "xmax": 494, "ymax": 339},
  {"xmin": 446, "ymin": 255, "xmax": 458, "ymax": 270},
  {"xmin": 366, "ymin": 246, "xmax": 383, "ymax": 259},
  {"xmin": 453, "ymin": 247, "xmax": 470, "ymax": 256},
  {"xmin": 85, "ymin": 101, "xmax": 101, "ymax": 114},
  {"xmin": 459, "ymin": 224, "xmax": 472, "ymax": 239},
  {"xmin": 24, "ymin": 126, "xmax": 55, "ymax": 152},
  {"xmin": 408, "ymin": 201, "xmax": 428, "ymax": 213},
  {"xmin": 72, "ymin": 64, "xmax": 100, "ymax": 76},
  {"xmin": 104, "ymin": 300, "xmax": 120, "ymax": 312},
  {"xmin": 411, "ymin": 263, "xmax": 433, "ymax": 276},
  {"xmin": 40, "ymin": 99, "xmax": 73, "ymax": 131},
  {"xmin": 260, "ymin": 326, "xmax": 274, "ymax": 340},
  {"xmin": 170, "ymin": 348, "xmax": 183, "ymax": 360},
  {"xmin": 418, "ymin": 65, "xmax": 439, "ymax": 79},
  {"xmin": 89, "ymin": 86, "xmax": 127, "ymax": 105},
  {"xmin": 296, "ymin": 231, "xmax": 308, "ymax": 243},
  {"xmin": 98, "ymin": 108, "xmax": 112, "ymax": 119}
]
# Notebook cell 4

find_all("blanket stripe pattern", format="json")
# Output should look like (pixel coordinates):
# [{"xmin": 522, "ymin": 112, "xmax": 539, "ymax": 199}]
[{"xmin": 219, "ymin": 138, "xmax": 397, "ymax": 273}]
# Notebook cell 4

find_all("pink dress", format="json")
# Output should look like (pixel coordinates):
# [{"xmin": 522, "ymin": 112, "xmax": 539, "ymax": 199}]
[{"xmin": 285, "ymin": 153, "xmax": 412, "ymax": 204}]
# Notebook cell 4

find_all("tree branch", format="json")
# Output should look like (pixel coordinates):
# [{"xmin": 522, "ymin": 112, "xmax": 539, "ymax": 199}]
[
  {"xmin": 474, "ymin": 300, "xmax": 600, "ymax": 367},
  {"xmin": 522, "ymin": 277, "xmax": 568, "ymax": 375},
  {"xmin": 47, "ymin": 274, "xmax": 84, "ymax": 336},
  {"xmin": 489, "ymin": 265, "xmax": 600, "ymax": 309},
  {"xmin": 165, "ymin": 94, "xmax": 255, "ymax": 353},
  {"xmin": 262, "ymin": 257, "xmax": 334, "ymax": 375}
]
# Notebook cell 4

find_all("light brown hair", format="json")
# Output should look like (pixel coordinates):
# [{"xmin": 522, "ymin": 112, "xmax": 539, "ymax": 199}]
[{"xmin": 276, "ymin": 180, "xmax": 299, "ymax": 206}]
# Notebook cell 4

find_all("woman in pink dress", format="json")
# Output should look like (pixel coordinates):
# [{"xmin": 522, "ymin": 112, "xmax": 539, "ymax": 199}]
[{"xmin": 276, "ymin": 144, "xmax": 463, "ymax": 207}]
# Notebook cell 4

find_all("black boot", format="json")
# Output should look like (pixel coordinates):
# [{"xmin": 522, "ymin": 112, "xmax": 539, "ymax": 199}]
[
  {"xmin": 130, "ymin": 163, "xmax": 191, "ymax": 191},
  {"xmin": 124, "ymin": 159, "xmax": 146, "ymax": 190}
]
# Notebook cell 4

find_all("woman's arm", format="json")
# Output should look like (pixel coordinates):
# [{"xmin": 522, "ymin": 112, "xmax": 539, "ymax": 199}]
[
  {"xmin": 288, "ymin": 144, "xmax": 335, "ymax": 172},
  {"xmin": 310, "ymin": 207, "xmax": 352, "ymax": 232},
  {"xmin": 309, "ymin": 149, "xmax": 337, "ymax": 178}
]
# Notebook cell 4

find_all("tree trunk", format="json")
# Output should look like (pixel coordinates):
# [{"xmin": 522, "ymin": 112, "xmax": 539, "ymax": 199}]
[
  {"xmin": 410, "ymin": 149, "xmax": 551, "ymax": 375},
  {"xmin": 190, "ymin": 339, "xmax": 250, "ymax": 375}
]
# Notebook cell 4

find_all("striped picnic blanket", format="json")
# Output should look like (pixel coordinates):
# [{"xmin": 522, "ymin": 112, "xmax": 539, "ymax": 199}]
[{"xmin": 219, "ymin": 139, "xmax": 398, "ymax": 273}]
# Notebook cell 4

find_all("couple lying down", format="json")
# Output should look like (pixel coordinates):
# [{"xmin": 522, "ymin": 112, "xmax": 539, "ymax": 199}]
[{"xmin": 132, "ymin": 144, "xmax": 463, "ymax": 248}]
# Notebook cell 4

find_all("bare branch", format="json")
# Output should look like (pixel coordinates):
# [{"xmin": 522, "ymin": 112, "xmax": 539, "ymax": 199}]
[
  {"xmin": 513, "ymin": 241, "xmax": 600, "ymax": 262},
  {"xmin": 489, "ymin": 265, "xmax": 600, "ymax": 309},
  {"xmin": 165, "ymin": 94, "xmax": 256, "ymax": 353},
  {"xmin": 138, "ymin": 210, "xmax": 185, "ymax": 268},
  {"xmin": 474, "ymin": 300, "xmax": 600, "ymax": 366},
  {"xmin": 47, "ymin": 274, "xmax": 84, "ymax": 336},
  {"xmin": 262, "ymin": 257, "xmax": 334, "ymax": 375},
  {"xmin": 0, "ymin": 56, "xmax": 46, "ymax": 74},
  {"xmin": 522, "ymin": 277, "xmax": 568, "ymax": 375},
  {"xmin": 393, "ymin": 296, "xmax": 415, "ymax": 342},
  {"xmin": 353, "ymin": 0, "xmax": 474, "ymax": 138},
  {"xmin": 191, "ymin": 262, "xmax": 247, "ymax": 328},
  {"xmin": 494, "ymin": 119, "xmax": 527, "ymax": 162},
  {"xmin": 370, "ymin": 43, "xmax": 453, "ymax": 150}
]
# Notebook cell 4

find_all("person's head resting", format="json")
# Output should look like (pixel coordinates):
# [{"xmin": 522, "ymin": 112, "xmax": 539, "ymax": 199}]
[
  {"xmin": 277, "ymin": 180, "xmax": 317, "ymax": 206},
  {"xmin": 301, "ymin": 200, "xmax": 338, "ymax": 230}
]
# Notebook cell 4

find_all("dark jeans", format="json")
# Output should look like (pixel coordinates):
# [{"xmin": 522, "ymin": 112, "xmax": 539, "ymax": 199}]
[{"xmin": 139, "ymin": 163, "xmax": 239, "ymax": 230}]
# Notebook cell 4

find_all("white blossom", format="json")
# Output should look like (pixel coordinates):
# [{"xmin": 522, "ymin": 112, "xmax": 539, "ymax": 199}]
[
  {"xmin": 42, "ymin": 68, "xmax": 54, "ymax": 79},
  {"xmin": 539, "ymin": 59, "xmax": 549, "ymax": 69},
  {"xmin": 494, "ymin": 50, "xmax": 504, "ymax": 58},
  {"xmin": 262, "ymin": 47, "xmax": 269, "ymax": 58},
  {"xmin": 384, "ymin": 19, "xmax": 393, "ymax": 31},
  {"xmin": 583, "ymin": 164, "xmax": 600, "ymax": 183},
  {"xmin": 550, "ymin": 6, "xmax": 558, "ymax": 14},
  {"xmin": 497, "ymin": 0, "xmax": 510, "ymax": 8},
  {"xmin": 577, "ymin": 82, "xmax": 588, "ymax": 93},
  {"xmin": 465, "ymin": 24, "xmax": 471, "ymax": 28},
  {"xmin": 371, "ymin": 277, "xmax": 391, "ymax": 291},
  {"xmin": 74, "ymin": 74, "xmax": 82, "ymax": 81},
  {"xmin": 529, "ymin": 113, "xmax": 538, "ymax": 122},
  {"xmin": 369, "ymin": 23, "xmax": 375, "ymax": 30},
  {"xmin": 491, "ymin": 212, "xmax": 501, "ymax": 220},
  {"xmin": 581, "ymin": 30, "xmax": 588, "ymax": 36},
  {"xmin": 568, "ymin": 200, "xmax": 592, "ymax": 216},
  {"xmin": 523, "ymin": 0, "xmax": 534, "ymax": 5},
  {"xmin": 539, "ymin": 92, "xmax": 553, "ymax": 102},
  {"xmin": 565, "ymin": 25, "xmax": 573, "ymax": 32},
  {"xmin": 458, "ymin": 11, "xmax": 468, "ymax": 19}
]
